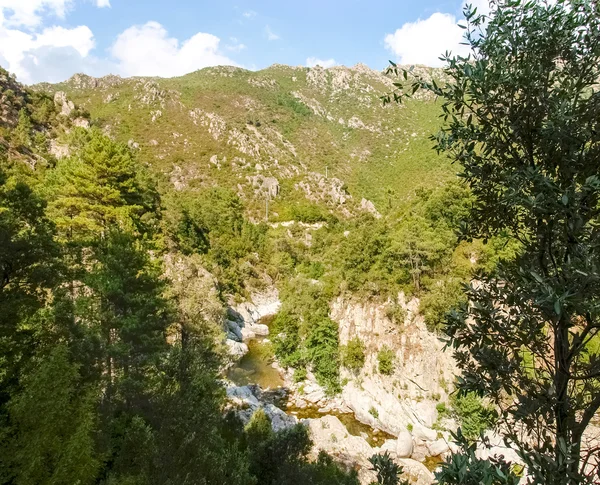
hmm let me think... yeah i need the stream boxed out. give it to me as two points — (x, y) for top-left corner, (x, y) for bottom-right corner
(226, 315), (395, 448)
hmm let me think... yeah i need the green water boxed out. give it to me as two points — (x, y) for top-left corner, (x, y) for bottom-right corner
(226, 315), (284, 389)
(226, 338), (284, 388)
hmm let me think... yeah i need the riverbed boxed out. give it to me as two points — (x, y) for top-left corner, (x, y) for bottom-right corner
(226, 319), (395, 448)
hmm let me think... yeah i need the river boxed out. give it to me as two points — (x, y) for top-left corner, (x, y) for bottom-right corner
(226, 316), (395, 448)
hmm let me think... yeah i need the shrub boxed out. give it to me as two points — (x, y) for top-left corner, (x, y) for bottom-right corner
(368, 452), (409, 485)
(451, 393), (497, 440)
(341, 337), (365, 372)
(369, 406), (379, 419)
(377, 346), (395, 375)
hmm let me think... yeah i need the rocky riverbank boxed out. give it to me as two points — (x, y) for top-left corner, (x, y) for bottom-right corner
(222, 289), (533, 484)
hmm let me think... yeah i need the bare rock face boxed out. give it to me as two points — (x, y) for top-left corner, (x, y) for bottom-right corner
(247, 174), (280, 198)
(73, 117), (90, 128)
(226, 339), (249, 359)
(54, 91), (74, 117)
(228, 288), (281, 343)
(50, 139), (70, 159)
(360, 198), (382, 219)
(308, 415), (434, 485)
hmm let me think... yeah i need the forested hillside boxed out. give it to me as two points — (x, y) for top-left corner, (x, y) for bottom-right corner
(0, 65), (368, 484)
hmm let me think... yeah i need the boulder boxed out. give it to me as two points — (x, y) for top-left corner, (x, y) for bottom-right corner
(379, 439), (397, 455)
(54, 91), (74, 116)
(397, 458), (435, 485)
(227, 320), (243, 342)
(252, 323), (270, 336)
(396, 430), (414, 458)
(427, 439), (450, 457)
(226, 339), (248, 359)
(412, 423), (438, 442)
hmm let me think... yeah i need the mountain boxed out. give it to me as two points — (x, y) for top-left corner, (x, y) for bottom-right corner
(36, 63), (451, 220)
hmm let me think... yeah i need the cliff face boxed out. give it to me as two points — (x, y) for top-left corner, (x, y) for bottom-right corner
(332, 294), (457, 435)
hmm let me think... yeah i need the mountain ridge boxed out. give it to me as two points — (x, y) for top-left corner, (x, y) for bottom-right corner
(34, 63), (451, 221)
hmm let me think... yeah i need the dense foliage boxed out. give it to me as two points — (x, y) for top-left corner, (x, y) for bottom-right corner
(0, 96), (357, 484)
(388, 0), (600, 482)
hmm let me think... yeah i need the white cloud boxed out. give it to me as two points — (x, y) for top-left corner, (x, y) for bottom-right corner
(0, 0), (73, 28)
(0, 22), (97, 82)
(242, 10), (256, 18)
(95, 0), (110, 7)
(36, 25), (94, 56)
(306, 57), (336, 68)
(110, 21), (238, 77)
(384, 12), (469, 67)
(265, 25), (279, 41)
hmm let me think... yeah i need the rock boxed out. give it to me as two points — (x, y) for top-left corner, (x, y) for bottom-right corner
(308, 415), (374, 463)
(226, 320), (243, 342)
(252, 323), (270, 336)
(396, 430), (414, 458)
(241, 326), (256, 340)
(380, 439), (397, 455)
(49, 140), (70, 159)
(73, 117), (90, 128)
(265, 403), (297, 431)
(427, 438), (450, 457)
(247, 174), (280, 198)
(226, 339), (248, 359)
(54, 91), (74, 116)
(227, 384), (260, 407)
(226, 385), (297, 432)
(360, 198), (382, 219)
(397, 458), (435, 485)
(412, 424), (438, 442)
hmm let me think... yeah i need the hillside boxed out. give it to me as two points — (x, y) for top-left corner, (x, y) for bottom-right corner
(37, 64), (451, 220)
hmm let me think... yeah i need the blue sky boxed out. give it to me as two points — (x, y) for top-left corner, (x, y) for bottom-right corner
(0, 0), (487, 83)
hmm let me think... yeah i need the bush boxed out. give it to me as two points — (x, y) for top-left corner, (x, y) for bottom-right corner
(341, 337), (365, 372)
(451, 393), (497, 440)
(368, 452), (409, 485)
(377, 346), (395, 375)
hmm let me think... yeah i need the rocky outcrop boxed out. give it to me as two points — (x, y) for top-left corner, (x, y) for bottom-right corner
(226, 288), (281, 357)
(54, 91), (75, 117)
(307, 415), (435, 485)
(330, 294), (457, 437)
(226, 383), (297, 431)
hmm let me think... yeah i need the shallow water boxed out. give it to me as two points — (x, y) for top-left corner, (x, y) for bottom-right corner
(226, 315), (284, 389)
(226, 314), (396, 449)
(226, 338), (284, 388)
(287, 404), (395, 448)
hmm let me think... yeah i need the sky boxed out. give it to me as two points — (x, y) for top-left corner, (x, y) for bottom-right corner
(0, 0), (490, 84)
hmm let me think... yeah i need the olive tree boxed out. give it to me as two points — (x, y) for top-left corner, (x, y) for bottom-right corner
(385, 0), (600, 483)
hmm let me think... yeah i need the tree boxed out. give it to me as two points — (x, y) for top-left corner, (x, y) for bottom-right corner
(84, 228), (169, 407)
(2, 345), (99, 485)
(46, 128), (154, 242)
(341, 337), (366, 372)
(0, 168), (57, 405)
(386, 0), (600, 482)
(12, 109), (32, 148)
